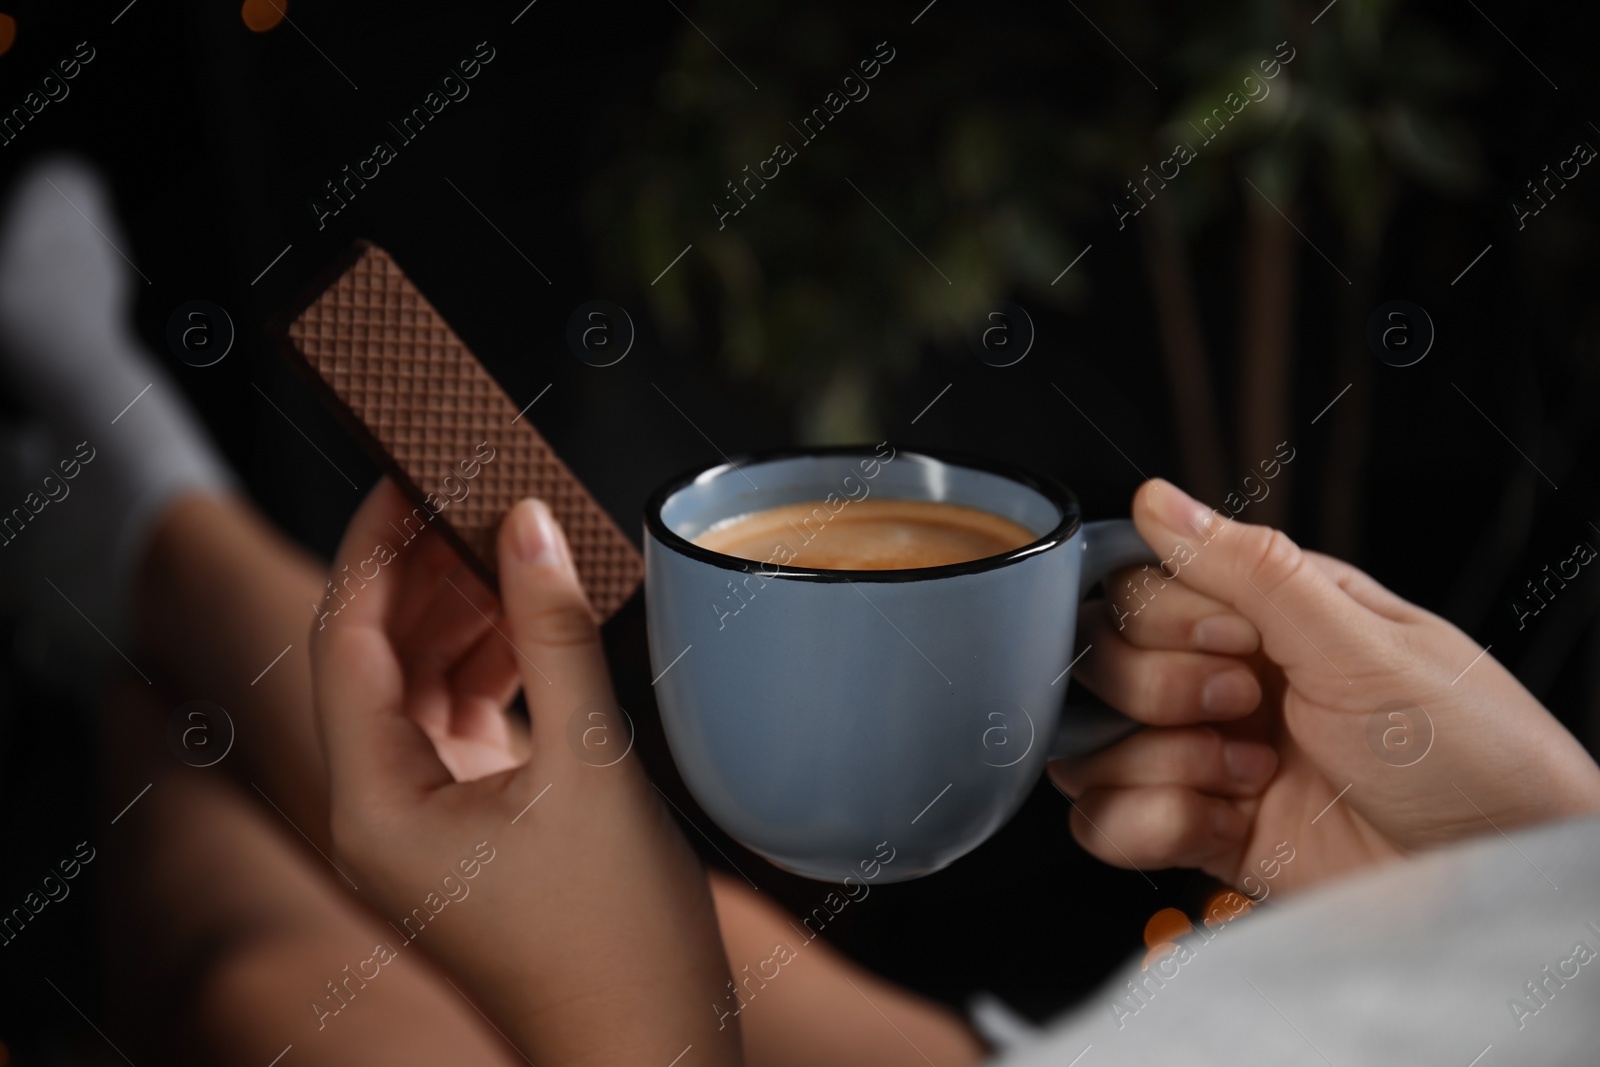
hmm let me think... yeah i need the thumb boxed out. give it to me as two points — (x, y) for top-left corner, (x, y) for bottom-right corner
(1131, 479), (1376, 686)
(496, 499), (617, 756)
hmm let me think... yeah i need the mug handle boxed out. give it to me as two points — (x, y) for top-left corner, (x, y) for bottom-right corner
(1047, 518), (1158, 760)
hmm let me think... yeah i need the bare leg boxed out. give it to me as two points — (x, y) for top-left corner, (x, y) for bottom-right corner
(134, 492), (333, 850)
(710, 872), (987, 1067)
(101, 680), (522, 1066)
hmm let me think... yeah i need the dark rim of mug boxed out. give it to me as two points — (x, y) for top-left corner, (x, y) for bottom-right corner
(643, 445), (1082, 583)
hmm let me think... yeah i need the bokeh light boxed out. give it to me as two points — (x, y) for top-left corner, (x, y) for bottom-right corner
(1140, 906), (1194, 970)
(1202, 889), (1255, 925)
(240, 0), (286, 33)
(0, 14), (17, 58)
(1142, 906), (1193, 948)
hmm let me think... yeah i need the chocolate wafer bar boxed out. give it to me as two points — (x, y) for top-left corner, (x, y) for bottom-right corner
(271, 240), (642, 620)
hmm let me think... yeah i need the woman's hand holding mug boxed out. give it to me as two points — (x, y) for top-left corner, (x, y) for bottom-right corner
(1052, 478), (1600, 897)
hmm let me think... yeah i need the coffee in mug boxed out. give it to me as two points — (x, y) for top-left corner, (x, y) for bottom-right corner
(694, 499), (1036, 571)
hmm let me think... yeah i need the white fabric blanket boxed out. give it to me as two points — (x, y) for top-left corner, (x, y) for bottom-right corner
(991, 814), (1600, 1067)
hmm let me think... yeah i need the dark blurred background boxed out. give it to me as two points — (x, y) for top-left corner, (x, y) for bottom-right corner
(2, 0), (1599, 1059)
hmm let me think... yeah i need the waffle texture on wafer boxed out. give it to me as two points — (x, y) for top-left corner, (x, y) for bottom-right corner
(271, 240), (642, 620)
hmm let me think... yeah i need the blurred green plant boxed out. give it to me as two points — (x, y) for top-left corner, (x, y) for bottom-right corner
(584, 4), (1095, 442)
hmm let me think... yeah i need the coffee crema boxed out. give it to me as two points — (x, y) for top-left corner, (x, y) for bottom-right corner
(695, 498), (1037, 571)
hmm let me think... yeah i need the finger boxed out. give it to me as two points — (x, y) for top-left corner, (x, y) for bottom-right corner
(1066, 784), (1250, 870)
(1074, 609), (1262, 724)
(1132, 479), (1390, 682)
(388, 525), (473, 639)
(496, 499), (615, 758)
(1097, 567), (1260, 654)
(319, 481), (445, 633)
(448, 626), (524, 721)
(430, 630), (529, 781)
(396, 563), (499, 669)
(1049, 727), (1278, 799)
(312, 480), (453, 802)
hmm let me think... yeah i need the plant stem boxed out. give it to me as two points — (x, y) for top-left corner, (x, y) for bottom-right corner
(1140, 196), (1229, 506)
(1238, 194), (1297, 528)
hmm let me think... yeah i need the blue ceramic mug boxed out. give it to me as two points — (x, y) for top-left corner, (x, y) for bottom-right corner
(643, 446), (1153, 883)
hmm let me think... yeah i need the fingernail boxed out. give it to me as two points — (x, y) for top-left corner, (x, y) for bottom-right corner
(1223, 741), (1278, 788)
(513, 499), (571, 573)
(1149, 478), (1220, 540)
(1201, 669), (1259, 715)
(1193, 615), (1259, 655)
(1212, 804), (1248, 839)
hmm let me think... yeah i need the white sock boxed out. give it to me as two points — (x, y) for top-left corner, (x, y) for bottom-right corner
(0, 156), (234, 658)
